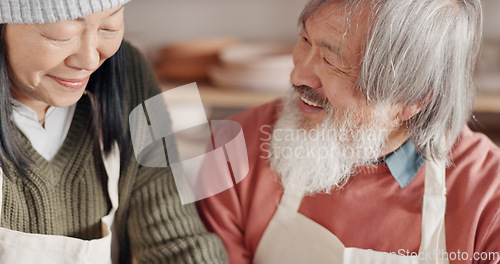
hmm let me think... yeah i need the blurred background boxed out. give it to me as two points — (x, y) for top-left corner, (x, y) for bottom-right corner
(123, 0), (500, 146)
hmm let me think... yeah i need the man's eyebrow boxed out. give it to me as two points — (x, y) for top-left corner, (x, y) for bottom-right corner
(318, 41), (342, 58)
(76, 6), (124, 21)
(300, 21), (309, 36)
(301, 21), (343, 58)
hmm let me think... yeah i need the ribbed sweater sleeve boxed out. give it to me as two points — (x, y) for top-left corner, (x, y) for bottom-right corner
(116, 42), (227, 264)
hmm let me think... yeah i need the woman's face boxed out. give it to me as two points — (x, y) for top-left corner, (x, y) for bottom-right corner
(4, 5), (125, 113)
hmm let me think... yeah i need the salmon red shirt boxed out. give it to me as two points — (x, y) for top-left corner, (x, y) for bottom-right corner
(197, 100), (500, 264)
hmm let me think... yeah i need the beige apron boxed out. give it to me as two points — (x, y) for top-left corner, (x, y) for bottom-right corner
(254, 159), (449, 264)
(0, 143), (121, 263)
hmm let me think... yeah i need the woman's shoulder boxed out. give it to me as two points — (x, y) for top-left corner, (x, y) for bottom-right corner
(122, 41), (148, 68)
(122, 41), (155, 83)
(121, 41), (161, 111)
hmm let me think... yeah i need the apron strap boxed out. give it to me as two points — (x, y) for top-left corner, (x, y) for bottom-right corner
(280, 188), (305, 213)
(424, 158), (446, 196)
(101, 142), (121, 212)
(100, 142), (121, 264)
(0, 168), (3, 222)
(419, 158), (448, 258)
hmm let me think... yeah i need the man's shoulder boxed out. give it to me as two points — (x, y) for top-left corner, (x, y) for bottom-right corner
(447, 127), (500, 252)
(451, 126), (500, 168)
(448, 126), (500, 198)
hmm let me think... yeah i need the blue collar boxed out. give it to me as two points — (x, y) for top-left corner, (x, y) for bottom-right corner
(383, 140), (425, 188)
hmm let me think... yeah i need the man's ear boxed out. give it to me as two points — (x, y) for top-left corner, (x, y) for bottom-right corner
(397, 102), (425, 122)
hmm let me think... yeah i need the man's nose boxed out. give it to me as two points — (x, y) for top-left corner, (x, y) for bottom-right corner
(290, 47), (322, 89)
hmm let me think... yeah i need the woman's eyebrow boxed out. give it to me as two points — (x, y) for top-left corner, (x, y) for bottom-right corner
(108, 6), (125, 17)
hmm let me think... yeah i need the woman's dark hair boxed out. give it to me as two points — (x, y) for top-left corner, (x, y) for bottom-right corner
(0, 24), (129, 178)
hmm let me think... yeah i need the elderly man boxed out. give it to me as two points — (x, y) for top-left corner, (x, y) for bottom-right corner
(197, 0), (500, 263)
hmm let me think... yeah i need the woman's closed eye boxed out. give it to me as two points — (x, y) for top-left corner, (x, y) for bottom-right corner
(41, 33), (75, 44)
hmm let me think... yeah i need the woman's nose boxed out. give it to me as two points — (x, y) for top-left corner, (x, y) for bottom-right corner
(65, 34), (101, 72)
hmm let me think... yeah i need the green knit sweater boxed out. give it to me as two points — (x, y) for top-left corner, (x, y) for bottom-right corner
(1, 42), (227, 263)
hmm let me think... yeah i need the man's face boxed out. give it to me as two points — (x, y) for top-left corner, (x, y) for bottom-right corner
(291, 2), (393, 128)
(270, 2), (406, 194)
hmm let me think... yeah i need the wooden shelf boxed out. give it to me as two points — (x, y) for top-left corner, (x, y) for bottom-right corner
(161, 82), (500, 113)
(160, 82), (286, 109)
(474, 92), (500, 113)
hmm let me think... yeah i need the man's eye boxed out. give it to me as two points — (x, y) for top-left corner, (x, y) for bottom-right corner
(301, 35), (312, 46)
(323, 57), (333, 66)
(54, 39), (72, 43)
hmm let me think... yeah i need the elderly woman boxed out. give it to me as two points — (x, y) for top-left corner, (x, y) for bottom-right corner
(0, 0), (226, 263)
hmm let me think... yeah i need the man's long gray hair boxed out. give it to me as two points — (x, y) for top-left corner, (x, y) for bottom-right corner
(299, 0), (482, 162)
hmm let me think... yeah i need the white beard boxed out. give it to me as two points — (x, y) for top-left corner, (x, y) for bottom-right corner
(269, 91), (394, 195)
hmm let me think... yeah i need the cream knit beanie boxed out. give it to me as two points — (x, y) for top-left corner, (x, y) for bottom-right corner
(0, 0), (131, 24)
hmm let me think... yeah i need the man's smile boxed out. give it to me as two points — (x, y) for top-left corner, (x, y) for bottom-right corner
(300, 95), (322, 108)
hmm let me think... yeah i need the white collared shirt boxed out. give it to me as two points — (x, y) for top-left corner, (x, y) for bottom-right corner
(12, 100), (76, 162)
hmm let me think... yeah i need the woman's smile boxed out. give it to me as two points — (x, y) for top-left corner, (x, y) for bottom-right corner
(47, 75), (91, 90)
